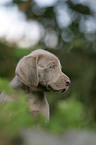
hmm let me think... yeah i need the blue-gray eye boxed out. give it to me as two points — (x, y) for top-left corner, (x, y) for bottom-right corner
(49, 65), (55, 69)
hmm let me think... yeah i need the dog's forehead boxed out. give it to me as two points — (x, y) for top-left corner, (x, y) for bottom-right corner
(30, 49), (56, 57)
(28, 49), (62, 68)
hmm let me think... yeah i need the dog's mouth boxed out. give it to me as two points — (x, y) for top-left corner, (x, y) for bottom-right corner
(47, 85), (54, 91)
(60, 88), (66, 93)
(47, 85), (66, 93)
(38, 83), (52, 91)
(38, 83), (67, 93)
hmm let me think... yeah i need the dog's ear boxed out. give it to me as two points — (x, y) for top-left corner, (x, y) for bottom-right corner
(15, 56), (38, 87)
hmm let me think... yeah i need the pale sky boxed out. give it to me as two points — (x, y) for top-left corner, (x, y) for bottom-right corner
(0, 3), (42, 48)
(34, 0), (57, 7)
(0, 0), (96, 48)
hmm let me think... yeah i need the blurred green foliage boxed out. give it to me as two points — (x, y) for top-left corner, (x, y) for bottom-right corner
(0, 41), (37, 79)
(0, 79), (46, 139)
(0, 42), (16, 78)
(0, 78), (96, 143)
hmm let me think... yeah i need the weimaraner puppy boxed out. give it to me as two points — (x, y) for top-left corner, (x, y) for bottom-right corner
(0, 49), (70, 120)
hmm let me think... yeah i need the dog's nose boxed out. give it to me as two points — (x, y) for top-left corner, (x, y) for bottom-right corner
(66, 79), (71, 86)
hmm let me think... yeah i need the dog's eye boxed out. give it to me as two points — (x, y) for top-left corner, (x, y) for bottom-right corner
(49, 65), (55, 70)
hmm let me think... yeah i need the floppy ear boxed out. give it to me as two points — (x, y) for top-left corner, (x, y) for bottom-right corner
(15, 56), (38, 87)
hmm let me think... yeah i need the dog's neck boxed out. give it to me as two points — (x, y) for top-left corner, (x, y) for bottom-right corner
(10, 75), (46, 100)
(10, 75), (42, 92)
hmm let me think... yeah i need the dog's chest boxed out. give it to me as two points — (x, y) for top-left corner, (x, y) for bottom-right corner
(28, 92), (49, 120)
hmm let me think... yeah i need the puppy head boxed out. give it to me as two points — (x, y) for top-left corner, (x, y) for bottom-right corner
(37, 50), (70, 92)
(15, 49), (70, 92)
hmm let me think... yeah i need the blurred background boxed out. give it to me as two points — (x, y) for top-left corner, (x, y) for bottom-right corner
(0, 0), (96, 144)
